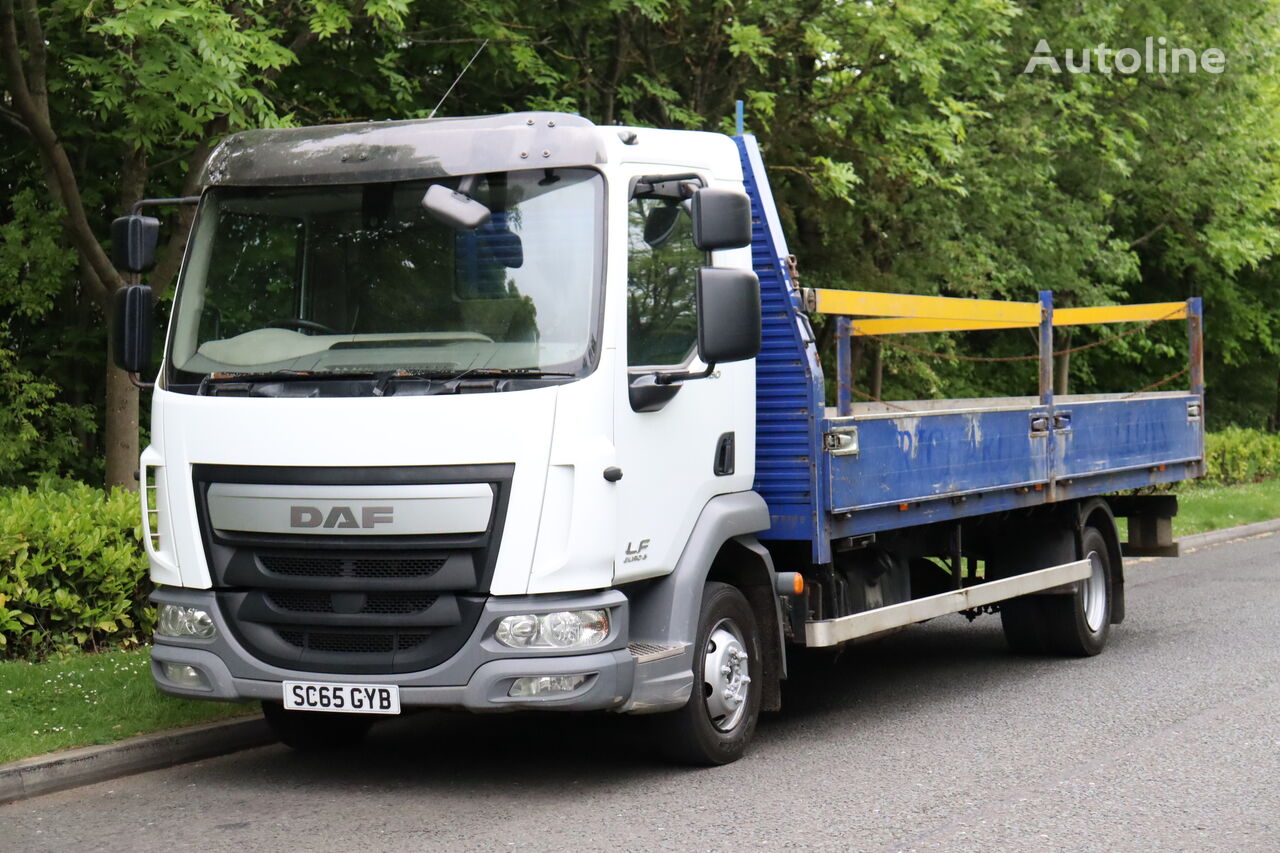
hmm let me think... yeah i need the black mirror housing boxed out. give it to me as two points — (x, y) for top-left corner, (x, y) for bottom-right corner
(112, 285), (153, 373)
(696, 267), (761, 364)
(691, 188), (752, 251)
(110, 214), (160, 273)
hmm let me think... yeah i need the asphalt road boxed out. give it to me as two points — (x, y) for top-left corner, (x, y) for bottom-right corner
(4, 534), (1277, 853)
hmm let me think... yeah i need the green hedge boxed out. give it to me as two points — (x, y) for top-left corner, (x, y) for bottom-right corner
(1202, 427), (1280, 486)
(0, 480), (151, 659)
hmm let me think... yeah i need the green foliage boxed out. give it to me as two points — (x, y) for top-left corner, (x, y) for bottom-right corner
(0, 346), (96, 488)
(0, 481), (152, 659)
(4, 0), (1280, 489)
(1201, 427), (1280, 486)
(0, 186), (98, 486)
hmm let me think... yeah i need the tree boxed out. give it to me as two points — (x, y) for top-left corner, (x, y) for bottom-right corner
(2, 0), (1279, 496)
(0, 0), (409, 489)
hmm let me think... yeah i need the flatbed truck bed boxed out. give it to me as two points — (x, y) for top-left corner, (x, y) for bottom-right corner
(735, 133), (1203, 647)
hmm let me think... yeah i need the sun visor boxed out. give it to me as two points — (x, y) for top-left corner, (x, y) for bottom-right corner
(198, 112), (605, 187)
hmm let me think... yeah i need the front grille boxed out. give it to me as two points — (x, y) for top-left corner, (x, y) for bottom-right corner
(193, 463), (513, 676)
(260, 554), (448, 580)
(267, 591), (438, 615)
(276, 630), (429, 654)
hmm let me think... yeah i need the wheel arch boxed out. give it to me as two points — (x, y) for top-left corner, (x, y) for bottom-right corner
(707, 536), (786, 712)
(624, 491), (784, 712)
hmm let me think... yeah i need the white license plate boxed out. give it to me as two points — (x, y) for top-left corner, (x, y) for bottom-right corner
(282, 681), (401, 715)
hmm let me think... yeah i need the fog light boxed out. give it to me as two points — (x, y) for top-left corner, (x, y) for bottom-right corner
(157, 604), (217, 639)
(508, 674), (589, 698)
(495, 609), (610, 650)
(161, 662), (209, 690)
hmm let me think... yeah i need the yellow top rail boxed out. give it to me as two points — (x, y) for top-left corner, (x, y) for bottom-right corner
(803, 288), (1188, 336)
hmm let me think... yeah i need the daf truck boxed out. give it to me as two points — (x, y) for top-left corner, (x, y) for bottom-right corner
(110, 112), (1204, 764)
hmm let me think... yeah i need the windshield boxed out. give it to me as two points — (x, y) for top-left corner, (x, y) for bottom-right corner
(167, 168), (603, 387)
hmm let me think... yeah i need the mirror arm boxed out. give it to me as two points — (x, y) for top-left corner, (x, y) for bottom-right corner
(130, 196), (201, 216)
(654, 362), (716, 386)
(127, 371), (155, 391)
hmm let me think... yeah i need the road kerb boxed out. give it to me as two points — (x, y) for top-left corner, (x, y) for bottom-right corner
(1176, 517), (1280, 552)
(0, 716), (274, 805)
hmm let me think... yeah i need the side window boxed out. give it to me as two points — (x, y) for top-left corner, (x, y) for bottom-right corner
(627, 197), (704, 366)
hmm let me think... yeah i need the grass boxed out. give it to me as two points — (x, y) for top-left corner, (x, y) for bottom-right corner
(1171, 477), (1280, 537)
(0, 647), (253, 765)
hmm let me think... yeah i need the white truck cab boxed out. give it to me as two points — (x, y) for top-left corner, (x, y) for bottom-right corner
(119, 113), (777, 764)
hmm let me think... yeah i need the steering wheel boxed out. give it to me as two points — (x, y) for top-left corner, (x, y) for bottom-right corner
(267, 318), (339, 335)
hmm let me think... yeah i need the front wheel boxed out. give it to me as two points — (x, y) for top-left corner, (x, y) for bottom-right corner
(262, 701), (375, 751)
(654, 582), (762, 766)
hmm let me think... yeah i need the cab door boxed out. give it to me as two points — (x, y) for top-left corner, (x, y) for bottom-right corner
(611, 178), (743, 585)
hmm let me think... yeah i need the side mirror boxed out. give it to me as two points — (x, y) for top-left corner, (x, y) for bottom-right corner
(691, 188), (752, 251)
(110, 215), (160, 273)
(112, 285), (153, 373)
(697, 268), (761, 364)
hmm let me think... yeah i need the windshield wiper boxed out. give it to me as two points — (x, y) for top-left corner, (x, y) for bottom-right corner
(450, 368), (578, 378)
(195, 367), (576, 397)
(197, 369), (380, 395)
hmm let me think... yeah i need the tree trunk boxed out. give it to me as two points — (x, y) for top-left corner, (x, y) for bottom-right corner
(869, 341), (883, 400)
(850, 336), (866, 395)
(103, 325), (139, 491)
(1272, 360), (1280, 433)
(1055, 329), (1072, 396)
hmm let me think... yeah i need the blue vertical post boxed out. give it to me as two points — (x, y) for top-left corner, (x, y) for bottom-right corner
(735, 99), (744, 136)
(1186, 297), (1204, 398)
(1187, 296), (1206, 475)
(836, 316), (853, 416)
(1039, 290), (1055, 500)
(1038, 290), (1054, 407)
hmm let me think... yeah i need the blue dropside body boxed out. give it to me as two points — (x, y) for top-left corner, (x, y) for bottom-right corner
(733, 136), (1205, 561)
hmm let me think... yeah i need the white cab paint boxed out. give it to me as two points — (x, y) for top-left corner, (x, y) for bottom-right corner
(606, 132), (757, 586)
(148, 121), (761, 600)
(150, 384), (557, 593)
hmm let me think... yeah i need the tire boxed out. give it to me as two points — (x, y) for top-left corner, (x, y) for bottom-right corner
(262, 701), (375, 751)
(655, 582), (762, 766)
(1001, 526), (1112, 657)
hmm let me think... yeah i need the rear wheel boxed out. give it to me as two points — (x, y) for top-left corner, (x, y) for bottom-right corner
(655, 582), (762, 766)
(1001, 526), (1112, 656)
(262, 701), (375, 751)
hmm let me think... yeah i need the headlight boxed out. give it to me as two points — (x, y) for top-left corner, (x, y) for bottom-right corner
(495, 609), (610, 650)
(156, 604), (217, 639)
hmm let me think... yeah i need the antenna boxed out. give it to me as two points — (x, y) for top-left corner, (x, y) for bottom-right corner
(428, 39), (490, 120)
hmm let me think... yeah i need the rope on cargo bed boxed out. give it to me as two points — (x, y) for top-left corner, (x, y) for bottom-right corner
(846, 367), (1189, 412)
(1121, 367), (1190, 398)
(846, 384), (912, 411)
(851, 306), (1185, 364)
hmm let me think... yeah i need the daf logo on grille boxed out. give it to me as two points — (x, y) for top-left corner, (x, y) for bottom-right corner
(290, 506), (394, 529)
